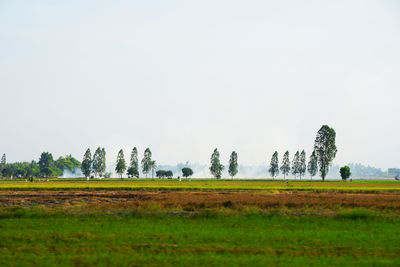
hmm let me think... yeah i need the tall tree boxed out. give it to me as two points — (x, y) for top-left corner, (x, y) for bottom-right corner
(100, 148), (106, 178)
(307, 150), (318, 180)
(92, 147), (102, 178)
(299, 150), (306, 179)
(115, 149), (126, 178)
(228, 151), (238, 179)
(291, 151), (300, 179)
(81, 149), (92, 180)
(38, 152), (54, 178)
(127, 147), (139, 178)
(210, 148), (224, 179)
(314, 125), (337, 181)
(0, 153), (6, 175)
(150, 160), (157, 179)
(141, 148), (152, 178)
(268, 151), (279, 179)
(280, 151), (290, 179)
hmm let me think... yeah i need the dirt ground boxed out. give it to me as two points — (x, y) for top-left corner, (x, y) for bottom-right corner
(0, 190), (399, 210)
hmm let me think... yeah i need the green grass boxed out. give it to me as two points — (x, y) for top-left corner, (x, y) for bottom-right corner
(0, 211), (399, 266)
(0, 179), (399, 192)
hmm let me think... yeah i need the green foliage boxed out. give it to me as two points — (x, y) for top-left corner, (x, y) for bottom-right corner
(156, 170), (173, 179)
(182, 167), (194, 178)
(81, 149), (92, 178)
(91, 147), (106, 178)
(100, 148), (106, 177)
(299, 150), (306, 179)
(115, 149), (126, 178)
(128, 147), (139, 178)
(307, 150), (318, 179)
(55, 155), (81, 173)
(0, 153), (6, 165)
(92, 148), (102, 177)
(210, 148), (224, 179)
(141, 148), (152, 178)
(291, 151), (300, 178)
(150, 160), (157, 179)
(268, 151), (279, 179)
(340, 166), (351, 181)
(38, 152), (59, 177)
(314, 125), (337, 181)
(280, 151), (290, 178)
(228, 151), (238, 179)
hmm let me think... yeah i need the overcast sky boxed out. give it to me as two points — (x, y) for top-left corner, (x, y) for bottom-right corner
(0, 1), (399, 169)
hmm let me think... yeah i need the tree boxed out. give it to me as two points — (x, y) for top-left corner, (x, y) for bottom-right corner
(127, 147), (139, 178)
(299, 150), (306, 179)
(291, 151), (300, 179)
(165, 170), (173, 179)
(99, 148), (106, 178)
(182, 167), (193, 179)
(2, 164), (13, 179)
(141, 148), (152, 178)
(150, 160), (157, 179)
(228, 151), (238, 179)
(314, 125), (338, 181)
(156, 170), (165, 179)
(115, 149), (126, 178)
(92, 147), (102, 178)
(307, 150), (318, 180)
(280, 151), (290, 179)
(1, 153), (6, 165)
(55, 155), (81, 176)
(0, 153), (5, 177)
(81, 149), (92, 180)
(39, 152), (55, 178)
(210, 148), (224, 179)
(268, 151), (279, 179)
(340, 166), (351, 181)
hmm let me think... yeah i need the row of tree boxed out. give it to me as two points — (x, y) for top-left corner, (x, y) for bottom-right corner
(267, 125), (337, 181)
(1, 125), (338, 181)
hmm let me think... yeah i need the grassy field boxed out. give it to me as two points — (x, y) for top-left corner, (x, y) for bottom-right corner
(0, 179), (399, 192)
(0, 180), (399, 266)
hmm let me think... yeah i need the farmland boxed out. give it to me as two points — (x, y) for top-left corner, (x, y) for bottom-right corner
(0, 179), (399, 266)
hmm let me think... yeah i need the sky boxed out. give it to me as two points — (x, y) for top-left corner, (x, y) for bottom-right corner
(0, 0), (399, 170)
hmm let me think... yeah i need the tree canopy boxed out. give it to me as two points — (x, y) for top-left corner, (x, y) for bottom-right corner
(314, 125), (337, 181)
(210, 148), (224, 179)
(141, 148), (152, 178)
(280, 151), (290, 179)
(340, 166), (351, 181)
(115, 149), (126, 178)
(228, 151), (238, 179)
(268, 151), (279, 179)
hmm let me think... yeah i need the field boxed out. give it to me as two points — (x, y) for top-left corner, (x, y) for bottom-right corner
(1, 179), (399, 266)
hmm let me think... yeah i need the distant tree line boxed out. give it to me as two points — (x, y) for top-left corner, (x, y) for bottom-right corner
(0, 125), (339, 182)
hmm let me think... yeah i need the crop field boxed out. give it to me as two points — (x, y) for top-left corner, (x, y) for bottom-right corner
(0, 179), (399, 266)
(0, 179), (399, 192)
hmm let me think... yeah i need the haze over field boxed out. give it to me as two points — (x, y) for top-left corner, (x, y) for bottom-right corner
(1, 1), (399, 169)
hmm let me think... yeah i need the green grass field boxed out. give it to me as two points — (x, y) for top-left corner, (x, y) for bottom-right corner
(0, 211), (399, 266)
(1, 179), (399, 192)
(0, 180), (399, 266)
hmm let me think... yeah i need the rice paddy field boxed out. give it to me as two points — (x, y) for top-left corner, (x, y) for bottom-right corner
(0, 179), (399, 266)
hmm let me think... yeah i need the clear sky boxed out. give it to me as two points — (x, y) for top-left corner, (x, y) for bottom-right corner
(0, 1), (399, 169)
